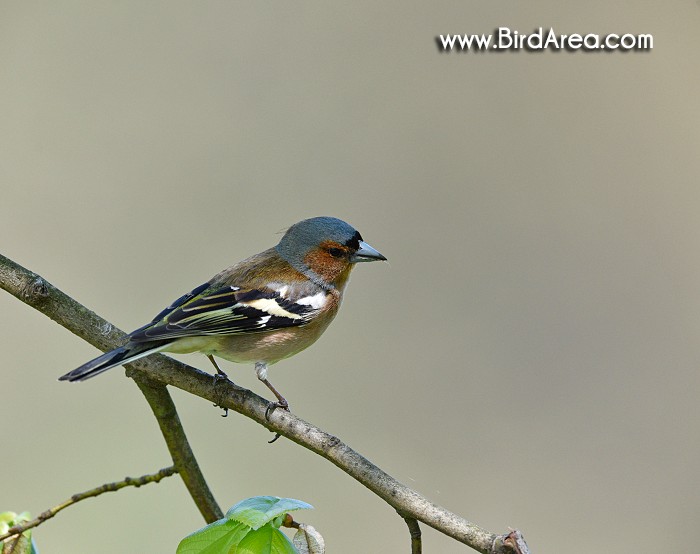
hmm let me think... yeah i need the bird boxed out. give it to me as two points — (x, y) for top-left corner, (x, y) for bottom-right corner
(59, 216), (386, 415)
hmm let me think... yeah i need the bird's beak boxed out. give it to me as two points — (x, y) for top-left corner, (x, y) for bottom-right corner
(350, 241), (387, 263)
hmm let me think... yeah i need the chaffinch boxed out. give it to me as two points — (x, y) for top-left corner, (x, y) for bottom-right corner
(59, 216), (386, 412)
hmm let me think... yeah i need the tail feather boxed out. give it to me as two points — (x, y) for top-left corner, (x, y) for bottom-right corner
(59, 342), (170, 382)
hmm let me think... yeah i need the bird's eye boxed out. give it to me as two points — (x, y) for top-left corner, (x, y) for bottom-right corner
(328, 248), (344, 258)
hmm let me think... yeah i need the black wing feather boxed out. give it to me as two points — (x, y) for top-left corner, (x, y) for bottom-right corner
(128, 285), (319, 343)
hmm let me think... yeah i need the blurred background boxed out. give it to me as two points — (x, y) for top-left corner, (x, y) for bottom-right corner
(2, 2), (699, 553)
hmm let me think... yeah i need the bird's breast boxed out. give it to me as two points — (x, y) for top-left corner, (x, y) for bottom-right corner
(211, 315), (337, 365)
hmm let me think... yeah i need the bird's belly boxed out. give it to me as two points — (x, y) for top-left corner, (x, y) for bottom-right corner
(163, 323), (331, 366)
(212, 327), (324, 365)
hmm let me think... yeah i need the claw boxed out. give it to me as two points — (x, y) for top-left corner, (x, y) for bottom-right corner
(212, 403), (229, 417)
(213, 371), (230, 385)
(265, 399), (289, 420)
(265, 399), (290, 444)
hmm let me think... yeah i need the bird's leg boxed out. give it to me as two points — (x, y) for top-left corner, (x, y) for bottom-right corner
(255, 362), (289, 414)
(255, 362), (290, 443)
(207, 354), (230, 381)
(208, 354), (231, 417)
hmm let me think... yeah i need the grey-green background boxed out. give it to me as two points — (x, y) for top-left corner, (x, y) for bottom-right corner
(2, 2), (699, 553)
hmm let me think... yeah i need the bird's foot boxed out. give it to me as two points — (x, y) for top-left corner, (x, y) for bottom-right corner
(208, 356), (233, 417)
(265, 398), (290, 444)
(265, 398), (290, 420)
(212, 369), (232, 385)
(208, 355), (232, 385)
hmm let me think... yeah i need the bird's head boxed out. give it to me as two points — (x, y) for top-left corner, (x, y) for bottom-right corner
(276, 216), (386, 288)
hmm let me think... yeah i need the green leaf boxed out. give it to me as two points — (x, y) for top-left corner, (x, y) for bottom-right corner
(0, 511), (31, 532)
(236, 524), (297, 554)
(177, 519), (250, 554)
(226, 497), (313, 530)
(0, 512), (34, 554)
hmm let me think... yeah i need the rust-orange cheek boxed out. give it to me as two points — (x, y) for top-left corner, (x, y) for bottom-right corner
(303, 246), (351, 284)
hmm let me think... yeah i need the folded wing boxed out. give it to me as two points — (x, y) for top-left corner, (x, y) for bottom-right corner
(128, 284), (324, 342)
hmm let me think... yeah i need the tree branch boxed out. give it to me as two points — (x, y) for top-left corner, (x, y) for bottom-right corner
(0, 253), (222, 524)
(0, 253), (530, 554)
(0, 466), (177, 543)
(130, 375), (223, 522)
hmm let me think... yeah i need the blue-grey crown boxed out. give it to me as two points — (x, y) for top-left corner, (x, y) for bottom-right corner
(276, 217), (362, 261)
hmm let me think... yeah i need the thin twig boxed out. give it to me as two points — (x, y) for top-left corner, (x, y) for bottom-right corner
(399, 512), (422, 554)
(0, 467), (177, 543)
(497, 530), (531, 554)
(0, 253), (529, 554)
